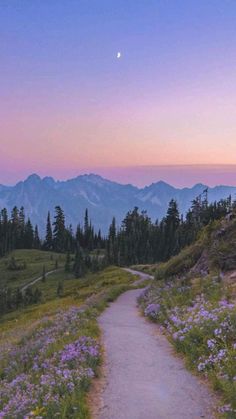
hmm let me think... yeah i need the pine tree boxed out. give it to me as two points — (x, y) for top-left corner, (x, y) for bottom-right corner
(73, 245), (85, 278)
(11, 206), (19, 249)
(45, 212), (53, 250)
(84, 209), (89, 248)
(97, 229), (102, 248)
(53, 206), (66, 252)
(33, 225), (41, 249)
(164, 199), (180, 259)
(19, 207), (25, 248)
(76, 224), (84, 247)
(107, 217), (117, 264)
(24, 219), (34, 248)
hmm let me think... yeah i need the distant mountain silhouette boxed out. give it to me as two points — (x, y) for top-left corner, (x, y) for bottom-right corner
(0, 174), (236, 235)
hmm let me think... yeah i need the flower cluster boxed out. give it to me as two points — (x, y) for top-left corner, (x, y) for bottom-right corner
(139, 280), (236, 417)
(0, 307), (100, 418)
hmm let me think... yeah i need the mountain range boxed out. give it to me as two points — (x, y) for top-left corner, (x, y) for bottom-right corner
(0, 173), (236, 235)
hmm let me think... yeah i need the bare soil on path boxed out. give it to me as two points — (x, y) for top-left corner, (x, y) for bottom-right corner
(94, 272), (217, 419)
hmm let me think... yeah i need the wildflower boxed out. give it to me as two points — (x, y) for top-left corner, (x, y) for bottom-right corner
(207, 339), (216, 350)
(144, 303), (161, 319)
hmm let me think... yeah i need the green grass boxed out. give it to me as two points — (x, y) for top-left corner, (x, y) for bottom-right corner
(132, 222), (219, 279)
(0, 263), (138, 418)
(0, 249), (66, 289)
(30, 264), (136, 302)
(0, 265), (137, 359)
(131, 241), (203, 279)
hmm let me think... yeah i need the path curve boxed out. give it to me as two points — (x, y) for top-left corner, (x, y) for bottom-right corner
(123, 267), (154, 285)
(96, 273), (216, 419)
(21, 269), (62, 292)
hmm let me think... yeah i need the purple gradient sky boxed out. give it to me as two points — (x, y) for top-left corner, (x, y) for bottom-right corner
(1, 1), (236, 187)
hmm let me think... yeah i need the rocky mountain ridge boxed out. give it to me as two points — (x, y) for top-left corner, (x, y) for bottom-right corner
(1, 173), (236, 235)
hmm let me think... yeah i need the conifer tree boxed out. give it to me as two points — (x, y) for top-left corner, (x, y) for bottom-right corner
(84, 208), (89, 248)
(53, 206), (66, 252)
(24, 219), (34, 248)
(73, 245), (85, 278)
(45, 211), (53, 250)
(33, 225), (41, 249)
(107, 217), (117, 264)
(164, 199), (180, 259)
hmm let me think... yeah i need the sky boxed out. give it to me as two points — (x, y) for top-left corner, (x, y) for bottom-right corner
(1, 0), (236, 186)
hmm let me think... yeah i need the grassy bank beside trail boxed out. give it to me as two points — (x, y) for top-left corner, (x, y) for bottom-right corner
(138, 274), (236, 418)
(132, 241), (204, 278)
(0, 266), (137, 418)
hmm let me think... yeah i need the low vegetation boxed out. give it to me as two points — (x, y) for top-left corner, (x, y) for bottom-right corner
(0, 249), (65, 289)
(136, 214), (236, 417)
(0, 249), (66, 316)
(1, 193), (236, 417)
(139, 274), (236, 417)
(0, 266), (137, 418)
(134, 214), (236, 280)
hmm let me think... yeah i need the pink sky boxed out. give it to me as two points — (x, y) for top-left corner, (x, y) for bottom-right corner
(1, 1), (236, 187)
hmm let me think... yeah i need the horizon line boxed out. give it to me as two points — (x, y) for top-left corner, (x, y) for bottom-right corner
(2, 170), (236, 191)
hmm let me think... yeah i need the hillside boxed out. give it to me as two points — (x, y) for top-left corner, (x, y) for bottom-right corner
(134, 210), (236, 282)
(136, 213), (236, 416)
(1, 173), (236, 234)
(0, 249), (65, 290)
(0, 259), (137, 418)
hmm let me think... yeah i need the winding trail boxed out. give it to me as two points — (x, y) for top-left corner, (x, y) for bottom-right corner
(123, 267), (154, 284)
(21, 268), (62, 292)
(95, 270), (216, 419)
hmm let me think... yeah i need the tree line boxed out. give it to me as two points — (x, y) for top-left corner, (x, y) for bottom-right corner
(106, 190), (234, 266)
(0, 191), (234, 315)
(0, 206), (105, 257)
(0, 190), (234, 272)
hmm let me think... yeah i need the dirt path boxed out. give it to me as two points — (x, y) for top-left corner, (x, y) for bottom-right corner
(95, 273), (216, 419)
(123, 268), (154, 284)
(21, 269), (61, 292)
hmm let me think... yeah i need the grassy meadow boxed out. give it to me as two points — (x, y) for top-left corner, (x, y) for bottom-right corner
(0, 249), (66, 290)
(0, 251), (138, 418)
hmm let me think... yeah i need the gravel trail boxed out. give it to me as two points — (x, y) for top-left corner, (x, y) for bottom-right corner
(96, 274), (216, 419)
(123, 268), (154, 284)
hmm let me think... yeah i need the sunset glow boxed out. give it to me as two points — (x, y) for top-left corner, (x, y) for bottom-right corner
(1, 1), (236, 185)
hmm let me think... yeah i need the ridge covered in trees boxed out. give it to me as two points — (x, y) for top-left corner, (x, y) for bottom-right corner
(0, 191), (234, 267)
(0, 206), (105, 257)
(106, 190), (234, 265)
(0, 190), (234, 316)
